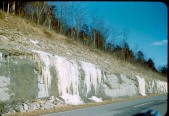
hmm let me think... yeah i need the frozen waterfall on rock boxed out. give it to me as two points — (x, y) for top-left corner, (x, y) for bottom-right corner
(80, 61), (102, 96)
(33, 50), (104, 105)
(156, 80), (168, 94)
(32, 50), (167, 105)
(136, 75), (146, 96)
(33, 50), (105, 104)
(33, 50), (52, 98)
(33, 50), (83, 105)
(54, 56), (83, 105)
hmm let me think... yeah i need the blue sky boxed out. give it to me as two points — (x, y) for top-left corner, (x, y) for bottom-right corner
(82, 1), (168, 68)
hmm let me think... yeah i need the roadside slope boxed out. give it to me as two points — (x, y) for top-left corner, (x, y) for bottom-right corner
(0, 10), (167, 115)
(0, 10), (166, 81)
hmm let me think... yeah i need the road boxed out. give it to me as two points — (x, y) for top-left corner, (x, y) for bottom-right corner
(42, 94), (167, 116)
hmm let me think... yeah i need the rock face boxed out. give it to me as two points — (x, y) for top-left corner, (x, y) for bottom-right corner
(0, 76), (10, 101)
(0, 50), (168, 114)
(0, 50), (39, 102)
(103, 74), (138, 98)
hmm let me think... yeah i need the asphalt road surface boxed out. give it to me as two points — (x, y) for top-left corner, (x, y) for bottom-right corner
(42, 94), (167, 116)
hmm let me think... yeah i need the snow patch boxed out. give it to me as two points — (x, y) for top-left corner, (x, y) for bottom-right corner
(136, 76), (146, 96)
(61, 94), (83, 105)
(88, 96), (102, 102)
(29, 39), (39, 45)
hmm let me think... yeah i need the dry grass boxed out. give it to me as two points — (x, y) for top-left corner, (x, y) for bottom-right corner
(7, 94), (165, 116)
(0, 10), (56, 40)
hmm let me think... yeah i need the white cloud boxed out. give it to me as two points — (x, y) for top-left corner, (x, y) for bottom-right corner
(151, 40), (168, 46)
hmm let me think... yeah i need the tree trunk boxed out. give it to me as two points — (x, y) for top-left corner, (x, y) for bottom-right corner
(93, 30), (96, 48)
(36, 2), (40, 25)
(48, 19), (51, 30)
(13, 1), (15, 15)
(7, 2), (10, 15)
(60, 4), (63, 33)
(71, 16), (74, 39)
(31, 10), (34, 22)
(3, 2), (4, 11)
(76, 15), (81, 40)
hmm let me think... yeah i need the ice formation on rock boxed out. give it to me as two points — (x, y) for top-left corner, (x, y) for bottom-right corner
(0, 52), (2, 66)
(148, 79), (156, 94)
(32, 50), (167, 105)
(156, 80), (168, 94)
(38, 74), (49, 98)
(136, 75), (146, 96)
(148, 79), (168, 94)
(81, 61), (102, 96)
(53, 56), (83, 105)
(33, 50), (83, 104)
(33, 50), (52, 97)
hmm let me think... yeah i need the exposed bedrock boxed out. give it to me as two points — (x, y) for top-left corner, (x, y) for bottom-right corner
(0, 50), (167, 114)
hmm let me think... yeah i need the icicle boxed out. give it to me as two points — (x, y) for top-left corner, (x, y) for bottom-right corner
(164, 82), (168, 93)
(156, 80), (168, 94)
(136, 76), (146, 96)
(53, 56), (83, 105)
(32, 51), (83, 104)
(81, 61), (102, 96)
(148, 79), (156, 94)
(38, 74), (49, 98)
(32, 50), (52, 97)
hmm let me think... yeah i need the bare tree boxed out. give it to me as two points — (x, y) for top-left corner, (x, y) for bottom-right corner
(12, 1), (15, 15)
(48, 8), (52, 30)
(65, 2), (78, 39)
(90, 12), (99, 48)
(7, 2), (9, 14)
(91, 14), (97, 48)
(74, 4), (88, 40)
(107, 28), (124, 51)
(36, 1), (45, 25)
(3, 1), (5, 11)
(29, 2), (36, 22)
(58, 2), (69, 34)
(90, 13), (107, 48)
(121, 28), (129, 60)
(97, 21), (112, 50)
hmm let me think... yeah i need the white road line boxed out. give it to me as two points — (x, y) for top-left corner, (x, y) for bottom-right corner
(134, 101), (153, 107)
